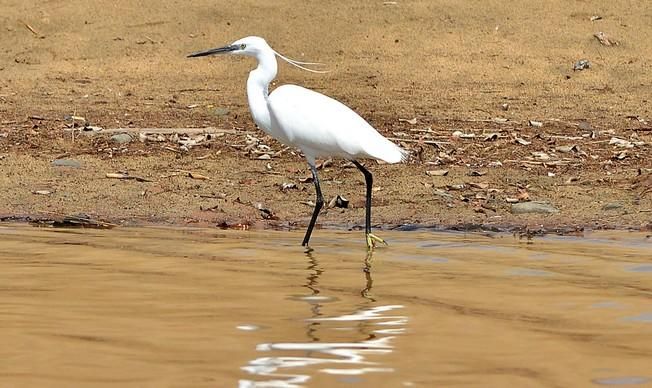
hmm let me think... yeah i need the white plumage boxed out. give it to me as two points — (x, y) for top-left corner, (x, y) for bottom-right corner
(268, 85), (407, 164)
(188, 36), (407, 249)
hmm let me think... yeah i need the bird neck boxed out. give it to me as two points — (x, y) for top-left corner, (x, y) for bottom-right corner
(246, 51), (277, 133)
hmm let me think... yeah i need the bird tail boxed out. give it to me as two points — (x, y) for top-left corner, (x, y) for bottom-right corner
(367, 137), (409, 164)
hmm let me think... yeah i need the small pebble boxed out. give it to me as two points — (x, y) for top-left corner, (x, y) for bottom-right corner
(51, 159), (81, 168)
(111, 133), (133, 144)
(511, 201), (560, 214)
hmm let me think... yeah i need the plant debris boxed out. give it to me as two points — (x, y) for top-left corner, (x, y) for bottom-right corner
(328, 195), (349, 209)
(426, 169), (449, 176)
(594, 32), (619, 46)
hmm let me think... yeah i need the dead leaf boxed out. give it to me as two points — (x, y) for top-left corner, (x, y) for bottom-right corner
(614, 151), (628, 160)
(316, 159), (333, 170)
(32, 190), (52, 195)
(555, 145), (578, 153)
(426, 169), (449, 176)
(594, 31), (619, 46)
(106, 172), (151, 182)
(280, 182), (297, 191)
(609, 137), (635, 148)
(255, 203), (277, 220)
(452, 130), (475, 139)
(532, 151), (551, 161)
(484, 133), (499, 141)
(468, 182), (489, 190)
(399, 117), (418, 125)
(515, 137), (532, 146)
(328, 195), (349, 209)
(188, 172), (210, 180)
(528, 120), (543, 128)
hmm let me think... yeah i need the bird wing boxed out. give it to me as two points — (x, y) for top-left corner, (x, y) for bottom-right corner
(267, 85), (406, 163)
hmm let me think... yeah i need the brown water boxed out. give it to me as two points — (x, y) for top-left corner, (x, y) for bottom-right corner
(1, 225), (651, 387)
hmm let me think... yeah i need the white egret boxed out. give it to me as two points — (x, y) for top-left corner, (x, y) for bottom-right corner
(188, 36), (407, 249)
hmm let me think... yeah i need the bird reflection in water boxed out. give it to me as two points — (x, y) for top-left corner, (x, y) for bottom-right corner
(239, 250), (407, 387)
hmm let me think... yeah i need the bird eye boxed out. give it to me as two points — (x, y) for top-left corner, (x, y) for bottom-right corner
(240, 44), (246, 50)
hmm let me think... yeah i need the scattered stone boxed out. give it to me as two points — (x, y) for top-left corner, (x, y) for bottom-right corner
(214, 107), (230, 116)
(433, 189), (454, 200)
(511, 201), (560, 214)
(52, 159), (81, 168)
(110, 133), (132, 144)
(573, 59), (591, 71)
(602, 202), (624, 211)
(578, 121), (593, 131)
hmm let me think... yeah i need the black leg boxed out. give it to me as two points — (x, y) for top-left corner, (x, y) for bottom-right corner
(352, 160), (373, 235)
(302, 163), (324, 247)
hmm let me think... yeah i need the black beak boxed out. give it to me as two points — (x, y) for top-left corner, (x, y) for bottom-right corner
(187, 44), (239, 58)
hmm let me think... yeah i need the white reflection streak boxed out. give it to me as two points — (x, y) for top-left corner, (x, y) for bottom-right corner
(308, 305), (404, 322)
(239, 305), (406, 387)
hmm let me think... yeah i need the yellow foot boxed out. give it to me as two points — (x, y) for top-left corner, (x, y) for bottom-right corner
(366, 232), (388, 250)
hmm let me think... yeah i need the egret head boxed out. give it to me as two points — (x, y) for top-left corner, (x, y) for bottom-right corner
(187, 36), (270, 58)
(187, 36), (328, 73)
